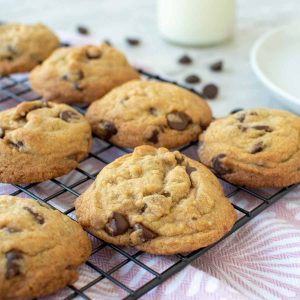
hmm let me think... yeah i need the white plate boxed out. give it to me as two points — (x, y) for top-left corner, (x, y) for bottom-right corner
(251, 23), (300, 113)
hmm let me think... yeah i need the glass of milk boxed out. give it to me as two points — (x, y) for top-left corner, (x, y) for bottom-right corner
(158, 0), (235, 46)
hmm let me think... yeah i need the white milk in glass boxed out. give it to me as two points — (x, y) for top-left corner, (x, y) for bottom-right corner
(158, 0), (235, 46)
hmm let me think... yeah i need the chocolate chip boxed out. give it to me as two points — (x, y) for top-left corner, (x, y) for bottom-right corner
(60, 110), (80, 122)
(249, 111), (258, 116)
(147, 129), (159, 144)
(60, 42), (70, 47)
(133, 224), (157, 242)
(237, 124), (247, 132)
(252, 125), (272, 132)
(23, 207), (44, 224)
(161, 191), (170, 197)
(236, 113), (246, 123)
(77, 25), (89, 35)
(104, 212), (129, 236)
(126, 37), (140, 46)
(210, 61), (223, 72)
(250, 141), (265, 154)
(103, 39), (112, 46)
(176, 156), (184, 165)
(230, 108), (243, 114)
(202, 84), (218, 99)
(86, 48), (102, 59)
(185, 74), (201, 84)
(178, 55), (192, 65)
(186, 166), (197, 175)
(141, 204), (148, 213)
(167, 111), (191, 131)
(5, 250), (23, 279)
(212, 154), (231, 175)
(98, 120), (118, 140)
(10, 140), (24, 149)
(149, 107), (157, 116)
(0, 127), (4, 138)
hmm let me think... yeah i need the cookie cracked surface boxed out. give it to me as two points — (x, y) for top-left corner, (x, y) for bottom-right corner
(0, 23), (59, 75)
(198, 108), (300, 188)
(0, 100), (92, 184)
(85, 80), (212, 149)
(0, 196), (91, 300)
(29, 43), (140, 104)
(75, 145), (236, 255)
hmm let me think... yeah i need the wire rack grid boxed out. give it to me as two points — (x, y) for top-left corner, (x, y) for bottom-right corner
(0, 69), (298, 300)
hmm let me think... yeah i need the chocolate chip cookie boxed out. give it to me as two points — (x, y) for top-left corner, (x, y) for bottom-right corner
(0, 196), (91, 300)
(0, 23), (59, 75)
(85, 80), (212, 149)
(0, 100), (92, 184)
(198, 108), (300, 188)
(29, 43), (140, 104)
(75, 145), (236, 255)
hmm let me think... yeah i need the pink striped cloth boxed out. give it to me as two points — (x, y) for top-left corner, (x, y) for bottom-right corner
(1, 32), (300, 300)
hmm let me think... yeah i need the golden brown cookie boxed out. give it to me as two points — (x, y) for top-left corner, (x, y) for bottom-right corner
(0, 23), (59, 75)
(0, 196), (91, 300)
(75, 145), (236, 255)
(29, 43), (140, 104)
(198, 108), (300, 188)
(85, 80), (212, 149)
(0, 100), (92, 184)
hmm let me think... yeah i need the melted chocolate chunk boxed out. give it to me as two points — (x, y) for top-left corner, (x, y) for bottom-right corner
(98, 120), (118, 140)
(210, 60), (223, 72)
(0, 127), (4, 138)
(250, 141), (265, 154)
(252, 125), (272, 132)
(104, 212), (129, 236)
(167, 111), (191, 131)
(178, 55), (192, 65)
(86, 48), (102, 59)
(212, 154), (231, 175)
(186, 166), (197, 175)
(5, 250), (23, 279)
(133, 224), (157, 242)
(9, 140), (24, 149)
(23, 207), (44, 224)
(147, 129), (159, 144)
(176, 156), (184, 165)
(59, 110), (80, 122)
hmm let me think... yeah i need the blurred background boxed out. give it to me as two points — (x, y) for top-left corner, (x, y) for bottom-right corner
(2, 0), (300, 117)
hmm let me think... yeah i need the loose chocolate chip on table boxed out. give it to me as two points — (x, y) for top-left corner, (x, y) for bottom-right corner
(185, 74), (201, 84)
(250, 141), (265, 154)
(0, 127), (4, 138)
(167, 111), (191, 131)
(98, 120), (118, 140)
(252, 125), (272, 132)
(133, 224), (157, 242)
(230, 108), (244, 114)
(60, 42), (70, 47)
(86, 48), (102, 59)
(212, 154), (231, 175)
(23, 207), (44, 224)
(5, 250), (23, 279)
(105, 212), (129, 236)
(202, 84), (218, 99)
(126, 38), (140, 46)
(60, 110), (80, 122)
(147, 129), (159, 144)
(178, 55), (192, 65)
(77, 25), (89, 35)
(210, 60), (223, 72)
(186, 165), (197, 175)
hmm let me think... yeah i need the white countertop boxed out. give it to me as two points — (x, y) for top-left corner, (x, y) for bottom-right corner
(3, 0), (300, 117)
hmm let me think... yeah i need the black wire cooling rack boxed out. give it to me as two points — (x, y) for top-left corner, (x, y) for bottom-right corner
(0, 69), (298, 300)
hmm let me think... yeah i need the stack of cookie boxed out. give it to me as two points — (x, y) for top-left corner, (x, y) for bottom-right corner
(1, 22), (299, 299)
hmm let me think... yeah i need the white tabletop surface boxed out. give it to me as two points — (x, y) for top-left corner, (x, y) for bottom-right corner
(3, 0), (300, 117)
